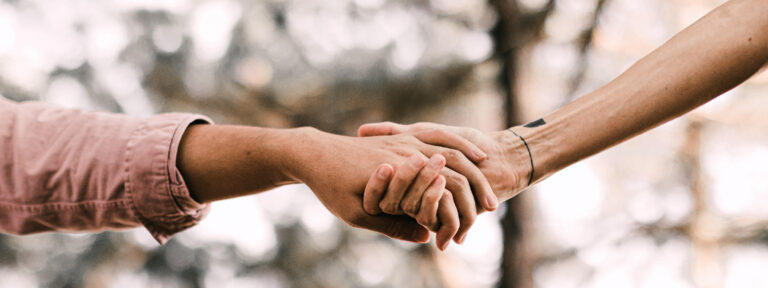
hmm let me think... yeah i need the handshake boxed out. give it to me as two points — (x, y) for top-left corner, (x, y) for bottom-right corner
(300, 121), (536, 251)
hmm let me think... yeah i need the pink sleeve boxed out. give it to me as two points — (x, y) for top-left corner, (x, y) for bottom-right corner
(0, 96), (211, 244)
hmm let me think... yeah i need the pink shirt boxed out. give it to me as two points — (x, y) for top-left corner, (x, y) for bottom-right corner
(0, 96), (210, 244)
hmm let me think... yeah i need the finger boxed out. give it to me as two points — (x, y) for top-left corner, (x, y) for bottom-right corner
(401, 154), (446, 217)
(359, 122), (487, 163)
(441, 168), (477, 244)
(359, 121), (461, 136)
(426, 147), (497, 212)
(358, 122), (404, 137)
(363, 164), (394, 215)
(414, 129), (487, 162)
(435, 191), (460, 251)
(360, 122), (481, 143)
(350, 212), (430, 243)
(379, 154), (427, 215)
(416, 175), (446, 232)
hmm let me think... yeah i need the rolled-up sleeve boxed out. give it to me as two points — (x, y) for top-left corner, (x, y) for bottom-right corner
(0, 96), (211, 243)
(125, 113), (212, 243)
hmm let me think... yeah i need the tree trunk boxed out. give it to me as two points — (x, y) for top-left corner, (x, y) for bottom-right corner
(492, 0), (526, 287)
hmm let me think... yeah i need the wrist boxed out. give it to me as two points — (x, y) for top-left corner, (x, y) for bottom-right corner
(278, 126), (335, 184)
(509, 120), (563, 188)
(491, 129), (532, 200)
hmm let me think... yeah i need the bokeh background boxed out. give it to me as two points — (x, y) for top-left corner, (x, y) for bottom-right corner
(1, 0), (767, 287)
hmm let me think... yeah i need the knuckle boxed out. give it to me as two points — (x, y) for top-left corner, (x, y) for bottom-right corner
(424, 192), (440, 205)
(403, 203), (419, 215)
(443, 149), (461, 160)
(449, 174), (469, 188)
(379, 201), (399, 214)
(457, 175), (470, 187)
(427, 157), (445, 170)
(422, 215), (437, 230)
(416, 214), (430, 228)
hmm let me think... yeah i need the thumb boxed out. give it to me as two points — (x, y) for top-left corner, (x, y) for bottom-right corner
(358, 122), (403, 137)
(361, 213), (430, 243)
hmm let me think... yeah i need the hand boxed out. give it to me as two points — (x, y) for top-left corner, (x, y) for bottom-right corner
(290, 127), (495, 243)
(364, 151), (496, 249)
(358, 122), (532, 203)
(353, 127), (500, 249)
(364, 162), (460, 250)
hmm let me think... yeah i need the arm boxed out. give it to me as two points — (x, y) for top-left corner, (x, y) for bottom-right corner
(0, 96), (491, 244)
(360, 0), (768, 202)
(177, 125), (494, 244)
(519, 0), (768, 191)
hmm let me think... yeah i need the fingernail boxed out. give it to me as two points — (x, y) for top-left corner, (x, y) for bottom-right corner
(459, 233), (467, 244)
(377, 166), (391, 179)
(440, 241), (450, 251)
(410, 155), (425, 168)
(474, 149), (487, 161)
(485, 194), (498, 210)
(429, 155), (444, 166)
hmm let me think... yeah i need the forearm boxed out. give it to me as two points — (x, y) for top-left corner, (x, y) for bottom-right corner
(514, 0), (768, 183)
(178, 125), (311, 203)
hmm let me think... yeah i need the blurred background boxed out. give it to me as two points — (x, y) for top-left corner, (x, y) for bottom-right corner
(1, 0), (767, 287)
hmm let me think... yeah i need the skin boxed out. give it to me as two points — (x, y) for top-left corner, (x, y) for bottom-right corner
(361, 0), (768, 233)
(176, 125), (497, 249)
(177, 0), (766, 252)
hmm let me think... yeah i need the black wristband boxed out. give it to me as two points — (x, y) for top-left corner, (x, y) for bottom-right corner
(508, 129), (534, 186)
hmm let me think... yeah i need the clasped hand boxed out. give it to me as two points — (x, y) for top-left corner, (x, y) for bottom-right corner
(302, 122), (530, 251)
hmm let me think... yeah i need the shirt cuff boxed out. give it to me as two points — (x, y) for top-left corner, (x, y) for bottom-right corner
(124, 113), (213, 244)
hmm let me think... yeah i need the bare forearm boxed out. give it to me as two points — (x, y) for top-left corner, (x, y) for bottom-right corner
(513, 0), (768, 183)
(177, 125), (311, 203)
